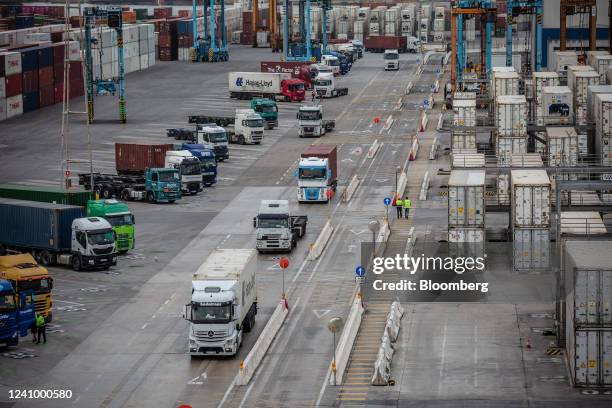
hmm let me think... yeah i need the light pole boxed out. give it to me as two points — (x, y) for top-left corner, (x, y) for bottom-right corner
(327, 317), (344, 386)
(395, 165), (401, 195)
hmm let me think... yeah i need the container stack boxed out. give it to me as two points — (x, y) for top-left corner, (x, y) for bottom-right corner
(451, 94), (477, 152)
(591, 93), (612, 166)
(564, 241), (612, 388)
(496, 95), (527, 166)
(546, 127), (579, 202)
(432, 6), (445, 44)
(354, 7), (370, 42)
(158, 20), (178, 61)
(368, 6), (385, 36)
(448, 170), (486, 257)
(588, 53), (612, 85)
(177, 19), (194, 61)
(511, 169), (551, 271)
(531, 71), (560, 154)
(384, 6), (399, 37)
(400, 4), (415, 38)
(1, 51), (23, 120)
(568, 66), (600, 126)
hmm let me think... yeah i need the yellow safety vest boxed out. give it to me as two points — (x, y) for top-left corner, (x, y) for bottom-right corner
(404, 199), (411, 209)
(396, 199), (402, 206)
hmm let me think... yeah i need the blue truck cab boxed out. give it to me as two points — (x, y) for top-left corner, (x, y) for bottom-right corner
(327, 51), (351, 75)
(181, 144), (218, 186)
(0, 279), (35, 347)
(146, 168), (182, 203)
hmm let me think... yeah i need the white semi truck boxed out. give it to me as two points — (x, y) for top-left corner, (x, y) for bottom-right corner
(254, 200), (307, 253)
(164, 150), (202, 194)
(314, 72), (349, 98)
(384, 49), (400, 70)
(184, 249), (257, 357)
(297, 105), (335, 137)
(228, 72), (306, 102)
(189, 109), (265, 145)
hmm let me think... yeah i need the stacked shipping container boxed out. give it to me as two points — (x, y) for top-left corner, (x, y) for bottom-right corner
(448, 170), (486, 256)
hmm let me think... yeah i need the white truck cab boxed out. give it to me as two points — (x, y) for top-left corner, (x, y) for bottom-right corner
(384, 49), (400, 70)
(321, 55), (340, 75)
(254, 200), (307, 253)
(234, 109), (265, 144)
(184, 249), (257, 356)
(164, 150), (202, 194)
(407, 36), (421, 53)
(62, 217), (117, 270)
(297, 104), (335, 137)
(196, 123), (230, 161)
(314, 72), (335, 97)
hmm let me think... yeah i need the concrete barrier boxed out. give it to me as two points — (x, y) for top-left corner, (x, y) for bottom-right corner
(409, 137), (420, 161)
(443, 51), (451, 65)
(419, 111), (428, 132)
(436, 113), (444, 131)
(429, 137), (439, 160)
(330, 290), (364, 385)
(396, 171), (408, 196)
(374, 219), (391, 257)
(372, 301), (404, 386)
(433, 79), (439, 93)
(308, 219), (334, 260)
(405, 81), (413, 95)
(419, 171), (430, 201)
(343, 175), (360, 203)
(367, 139), (380, 159)
(236, 299), (289, 386)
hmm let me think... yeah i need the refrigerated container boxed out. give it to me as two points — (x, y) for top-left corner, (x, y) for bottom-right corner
(568, 68), (599, 125)
(589, 54), (612, 84)
(586, 85), (612, 122)
(448, 170), (485, 227)
(491, 70), (519, 100)
(510, 153), (544, 168)
(560, 212), (607, 237)
(433, 18), (444, 32)
(513, 228), (550, 271)
(511, 170), (551, 227)
(451, 132), (477, 151)
(552, 50), (578, 74)
(497, 137), (527, 167)
(567, 329), (612, 387)
(453, 99), (476, 127)
(448, 227), (484, 243)
(592, 93), (612, 165)
(546, 127), (578, 167)
(451, 153), (485, 169)
(541, 86), (573, 125)
(496, 95), (527, 137)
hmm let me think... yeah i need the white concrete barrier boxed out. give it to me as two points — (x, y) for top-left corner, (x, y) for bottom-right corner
(236, 299), (289, 386)
(443, 51), (451, 65)
(436, 113), (444, 131)
(419, 111), (428, 132)
(430, 136), (439, 160)
(367, 139), (380, 159)
(308, 219), (334, 260)
(419, 171), (430, 201)
(405, 81), (413, 94)
(371, 333), (395, 385)
(343, 175), (360, 203)
(396, 171), (408, 196)
(330, 291), (364, 385)
(409, 137), (420, 161)
(424, 51), (433, 65)
(374, 219), (391, 256)
(433, 79), (439, 93)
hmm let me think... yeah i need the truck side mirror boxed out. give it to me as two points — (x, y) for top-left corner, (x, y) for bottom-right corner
(131, 214), (135, 224)
(293, 170), (298, 178)
(242, 120), (247, 126)
(182, 304), (191, 320)
(296, 112), (299, 119)
(253, 217), (257, 228)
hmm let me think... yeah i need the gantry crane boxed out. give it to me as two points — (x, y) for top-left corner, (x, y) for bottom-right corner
(450, 1), (496, 86)
(505, 1), (542, 73)
(83, 6), (126, 123)
(560, 0), (597, 53)
(283, 0), (330, 62)
(192, 0), (228, 62)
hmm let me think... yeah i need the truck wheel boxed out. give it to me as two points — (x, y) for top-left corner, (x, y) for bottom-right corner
(239, 135), (245, 145)
(72, 256), (82, 271)
(0, 244), (6, 256)
(147, 192), (155, 203)
(168, 200), (175, 204)
(102, 186), (112, 199)
(121, 189), (131, 201)
(40, 251), (56, 266)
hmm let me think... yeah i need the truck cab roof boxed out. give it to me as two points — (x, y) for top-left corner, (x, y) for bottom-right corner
(299, 104), (323, 112)
(166, 150), (196, 159)
(197, 123), (225, 132)
(192, 281), (235, 303)
(182, 144), (215, 156)
(0, 253), (49, 280)
(72, 216), (113, 232)
(87, 199), (130, 216)
(259, 200), (289, 215)
(299, 157), (327, 168)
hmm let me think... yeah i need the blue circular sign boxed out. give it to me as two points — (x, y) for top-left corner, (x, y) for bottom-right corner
(383, 197), (391, 206)
(355, 266), (365, 277)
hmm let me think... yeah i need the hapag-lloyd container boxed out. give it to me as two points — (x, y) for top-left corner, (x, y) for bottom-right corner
(547, 127), (578, 167)
(564, 241), (612, 327)
(511, 169), (551, 227)
(513, 228), (550, 271)
(567, 329), (612, 387)
(496, 95), (527, 137)
(497, 137), (527, 167)
(453, 99), (476, 127)
(541, 86), (573, 125)
(448, 170), (485, 227)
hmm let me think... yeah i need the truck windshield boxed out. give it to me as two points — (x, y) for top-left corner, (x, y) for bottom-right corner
(181, 162), (202, 175)
(201, 158), (217, 169)
(106, 213), (134, 227)
(209, 132), (228, 142)
(289, 83), (304, 91)
(384, 53), (399, 60)
(246, 119), (264, 128)
(159, 171), (179, 182)
(258, 216), (289, 228)
(17, 278), (51, 295)
(0, 292), (16, 312)
(315, 79), (332, 86)
(299, 111), (321, 121)
(87, 229), (115, 245)
(259, 105), (277, 113)
(192, 302), (232, 324)
(299, 167), (326, 179)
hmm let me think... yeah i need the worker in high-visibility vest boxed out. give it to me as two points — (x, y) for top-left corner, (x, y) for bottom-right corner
(403, 196), (412, 218)
(394, 195), (403, 219)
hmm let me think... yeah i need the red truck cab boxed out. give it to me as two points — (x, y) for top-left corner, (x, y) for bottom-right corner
(281, 79), (306, 102)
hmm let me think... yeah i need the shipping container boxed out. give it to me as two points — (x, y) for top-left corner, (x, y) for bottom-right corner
(497, 137), (527, 167)
(586, 85), (612, 122)
(453, 99), (476, 127)
(541, 86), (573, 125)
(592, 93), (612, 165)
(451, 152), (485, 168)
(511, 170), (551, 227)
(560, 212), (607, 236)
(513, 228), (550, 271)
(589, 54), (612, 85)
(546, 127), (578, 167)
(6, 94), (22, 118)
(451, 132), (476, 151)
(0, 184), (92, 206)
(448, 170), (485, 227)
(0, 198), (84, 252)
(567, 329), (612, 387)
(115, 143), (173, 175)
(568, 66), (599, 123)
(300, 144), (337, 185)
(552, 50), (578, 74)
(363, 35), (407, 52)
(510, 153), (544, 168)
(448, 227), (484, 243)
(0, 52), (22, 76)
(496, 95), (527, 137)
(492, 71), (519, 99)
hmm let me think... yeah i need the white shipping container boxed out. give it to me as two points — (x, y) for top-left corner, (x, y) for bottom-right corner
(510, 153), (544, 168)
(541, 86), (573, 125)
(401, 21), (414, 35)
(451, 153), (485, 168)
(448, 228), (484, 243)
(608, 66), (612, 85)
(567, 329), (612, 387)
(564, 241), (612, 327)
(448, 170), (485, 227)
(384, 22), (398, 36)
(140, 54), (149, 70)
(433, 18), (444, 32)
(433, 32), (444, 43)
(451, 132), (477, 151)
(435, 7), (445, 20)
(0, 97), (6, 121)
(532, 72), (560, 105)
(148, 52), (155, 67)
(547, 127), (578, 166)
(561, 212), (607, 236)
(454, 92), (477, 100)
(513, 228), (550, 271)
(421, 4), (431, 19)
(587, 86), (612, 122)
(568, 67), (599, 104)
(1, 52), (22, 75)
(419, 18), (429, 31)
(453, 99), (476, 127)
(497, 174), (510, 205)
(6, 95), (22, 118)
(497, 137), (527, 167)
(492, 71), (520, 99)
(552, 50), (578, 73)
(369, 22), (380, 35)
(496, 95), (527, 137)
(589, 54), (612, 84)
(68, 41), (81, 62)
(511, 170), (551, 227)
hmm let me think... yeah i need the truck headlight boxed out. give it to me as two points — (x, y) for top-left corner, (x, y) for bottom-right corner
(190, 339), (196, 345)
(225, 339), (233, 346)
(88, 259), (94, 265)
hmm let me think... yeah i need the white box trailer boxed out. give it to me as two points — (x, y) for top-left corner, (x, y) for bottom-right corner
(546, 127), (578, 167)
(511, 169), (551, 227)
(448, 170), (485, 227)
(185, 249), (258, 356)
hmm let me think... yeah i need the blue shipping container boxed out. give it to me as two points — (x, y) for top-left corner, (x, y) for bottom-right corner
(177, 20), (193, 36)
(20, 48), (38, 72)
(22, 91), (39, 113)
(15, 15), (34, 29)
(0, 198), (84, 252)
(37, 45), (53, 68)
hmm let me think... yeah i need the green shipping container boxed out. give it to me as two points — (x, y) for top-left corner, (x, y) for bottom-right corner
(0, 184), (93, 207)
(133, 8), (149, 20)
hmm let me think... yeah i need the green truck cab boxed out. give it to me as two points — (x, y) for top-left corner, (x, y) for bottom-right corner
(250, 98), (278, 129)
(86, 199), (135, 253)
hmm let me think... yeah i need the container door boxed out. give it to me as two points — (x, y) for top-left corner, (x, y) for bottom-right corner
(532, 229), (549, 270)
(602, 271), (612, 325)
(514, 186), (529, 226)
(448, 186), (458, 225)
(586, 330), (599, 386)
(602, 331), (612, 385)
(513, 229), (527, 270)
(575, 330), (588, 385)
(574, 269), (590, 325)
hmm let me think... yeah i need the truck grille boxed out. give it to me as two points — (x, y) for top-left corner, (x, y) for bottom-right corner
(35, 299), (47, 313)
(93, 247), (114, 255)
(195, 329), (228, 342)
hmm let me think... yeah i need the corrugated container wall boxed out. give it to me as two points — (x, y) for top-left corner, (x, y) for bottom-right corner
(496, 95), (527, 137)
(0, 184), (92, 206)
(511, 170), (551, 227)
(448, 170), (485, 227)
(513, 228), (550, 271)
(114, 143), (173, 174)
(546, 127), (578, 167)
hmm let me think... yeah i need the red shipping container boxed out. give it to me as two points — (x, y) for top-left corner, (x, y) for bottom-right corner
(39, 85), (54, 107)
(54, 62), (64, 84)
(54, 83), (64, 104)
(158, 34), (173, 48)
(38, 66), (54, 87)
(69, 78), (84, 99)
(22, 70), (38, 93)
(364, 36), (407, 52)
(69, 61), (83, 82)
(115, 143), (173, 174)
(5, 74), (22, 97)
(52, 43), (65, 65)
